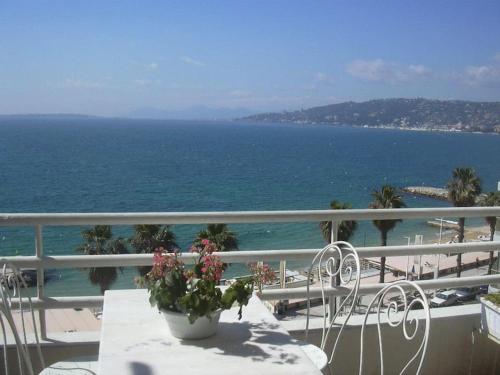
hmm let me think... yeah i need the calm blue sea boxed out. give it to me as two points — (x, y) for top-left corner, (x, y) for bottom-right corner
(1, 117), (499, 295)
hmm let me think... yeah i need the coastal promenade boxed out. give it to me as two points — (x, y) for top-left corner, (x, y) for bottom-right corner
(11, 307), (101, 334)
(368, 224), (495, 278)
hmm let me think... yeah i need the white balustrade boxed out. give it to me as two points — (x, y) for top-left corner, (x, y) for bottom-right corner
(0, 207), (499, 337)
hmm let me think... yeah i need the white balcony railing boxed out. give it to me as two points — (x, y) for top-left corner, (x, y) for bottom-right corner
(1, 207), (500, 337)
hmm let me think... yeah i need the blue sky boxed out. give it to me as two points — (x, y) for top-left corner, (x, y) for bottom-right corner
(1, 0), (499, 116)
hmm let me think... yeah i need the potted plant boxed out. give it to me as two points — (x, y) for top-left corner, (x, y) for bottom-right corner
(138, 239), (270, 339)
(480, 293), (500, 341)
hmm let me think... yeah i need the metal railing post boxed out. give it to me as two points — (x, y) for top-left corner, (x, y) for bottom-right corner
(35, 225), (47, 339)
(329, 221), (339, 321)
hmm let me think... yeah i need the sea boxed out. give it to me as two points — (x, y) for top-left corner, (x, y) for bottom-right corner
(1, 117), (499, 296)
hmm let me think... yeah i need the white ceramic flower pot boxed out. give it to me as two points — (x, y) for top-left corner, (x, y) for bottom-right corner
(480, 297), (500, 341)
(162, 309), (222, 340)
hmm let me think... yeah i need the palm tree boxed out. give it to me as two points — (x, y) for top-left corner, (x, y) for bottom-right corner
(479, 192), (500, 274)
(320, 200), (358, 243)
(76, 225), (129, 294)
(130, 225), (178, 276)
(195, 224), (238, 252)
(370, 185), (406, 283)
(447, 167), (482, 277)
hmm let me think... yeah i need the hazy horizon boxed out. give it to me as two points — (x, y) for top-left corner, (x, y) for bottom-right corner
(2, 96), (500, 120)
(1, 1), (499, 117)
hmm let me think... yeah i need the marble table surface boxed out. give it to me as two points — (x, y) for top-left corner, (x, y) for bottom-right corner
(98, 289), (321, 374)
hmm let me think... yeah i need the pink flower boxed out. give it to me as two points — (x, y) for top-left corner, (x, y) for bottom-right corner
(249, 262), (276, 287)
(150, 248), (184, 279)
(191, 239), (218, 256)
(200, 254), (224, 282)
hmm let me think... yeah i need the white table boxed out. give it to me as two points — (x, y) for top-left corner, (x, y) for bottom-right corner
(98, 289), (322, 374)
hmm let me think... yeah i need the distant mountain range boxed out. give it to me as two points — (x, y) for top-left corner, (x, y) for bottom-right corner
(240, 98), (500, 133)
(0, 113), (100, 120)
(0, 107), (258, 121)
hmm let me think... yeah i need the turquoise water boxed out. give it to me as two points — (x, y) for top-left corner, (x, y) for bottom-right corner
(1, 118), (499, 295)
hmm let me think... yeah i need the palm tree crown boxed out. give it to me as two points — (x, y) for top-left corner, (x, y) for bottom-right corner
(447, 167), (482, 277)
(370, 185), (406, 283)
(130, 224), (178, 276)
(130, 224), (178, 253)
(447, 167), (482, 207)
(478, 191), (500, 228)
(195, 224), (238, 252)
(76, 225), (128, 294)
(320, 200), (358, 243)
(370, 185), (407, 241)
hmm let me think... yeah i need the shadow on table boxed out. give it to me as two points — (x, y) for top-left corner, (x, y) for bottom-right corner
(129, 361), (154, 375)
(180, 319), (301, 365)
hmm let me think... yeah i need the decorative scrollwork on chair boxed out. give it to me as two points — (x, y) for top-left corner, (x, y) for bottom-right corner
(304, 241), (361, 369)
(0, 263), (97, 374)
(0, 263), (45, 375)
(359, 280), (430, 375)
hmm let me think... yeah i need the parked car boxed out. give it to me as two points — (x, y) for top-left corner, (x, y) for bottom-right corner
(388, 293), (424, 311)
(454, 287), (481, 302)
(430, 290), (458, 308)
(479, 285), (489, 295)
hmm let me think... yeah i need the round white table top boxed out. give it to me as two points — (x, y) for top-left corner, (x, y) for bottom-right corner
(297, 341), (328, 370)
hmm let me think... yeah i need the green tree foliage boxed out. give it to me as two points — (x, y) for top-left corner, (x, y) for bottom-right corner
(76, 225), (128, 294)
(479, 192), (500, 274)
(320, 200), (358, 243)
(195, 224), (238, 252)
(447, 167), (482, 277)
(130, 225), (178, 276)
(370, 185), (406, 283)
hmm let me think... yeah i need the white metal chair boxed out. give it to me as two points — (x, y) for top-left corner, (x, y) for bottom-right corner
(359, 280), (431, 375)
(302, 241), (361, 371)
(0, 263), (98, 375)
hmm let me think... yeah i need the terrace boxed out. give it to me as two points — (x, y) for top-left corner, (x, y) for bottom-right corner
(1, 206), (500, 374)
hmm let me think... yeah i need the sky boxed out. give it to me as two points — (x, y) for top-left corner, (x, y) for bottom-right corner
(0, 0), (500, 116)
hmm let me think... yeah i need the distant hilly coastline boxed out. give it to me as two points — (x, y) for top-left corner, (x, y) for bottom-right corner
(0, 107), (258, 122)
(0, 113), (101, 120)
(240, 98), (500, 134)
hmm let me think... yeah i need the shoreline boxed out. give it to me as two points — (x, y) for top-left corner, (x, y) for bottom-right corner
(238, 120), (500, 136)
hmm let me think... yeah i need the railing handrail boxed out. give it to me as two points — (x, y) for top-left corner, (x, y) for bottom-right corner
(260, 274), (500, 300)
(14, 274), (500, 310)
(1, 241), (499, 269)
(1, 206), (500, 226)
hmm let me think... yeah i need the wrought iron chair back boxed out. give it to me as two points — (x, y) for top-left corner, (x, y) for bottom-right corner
(0, 263), (45, 375)
(359, 280), (430, 375)
(305, 241), (361, 366)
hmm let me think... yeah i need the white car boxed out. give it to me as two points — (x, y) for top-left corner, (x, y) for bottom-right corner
(430, 290), (458, 308)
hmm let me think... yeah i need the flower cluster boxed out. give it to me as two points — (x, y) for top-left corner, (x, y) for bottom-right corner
(151, 247), (183, 279)
(200, 255), (224, 282)
(249, 262), (276, 292)
(139, 239), (275, 323)
(190, 238), (218, 255)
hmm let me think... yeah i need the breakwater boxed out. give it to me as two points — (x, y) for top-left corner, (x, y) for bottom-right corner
(402, 186), (448, 200)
